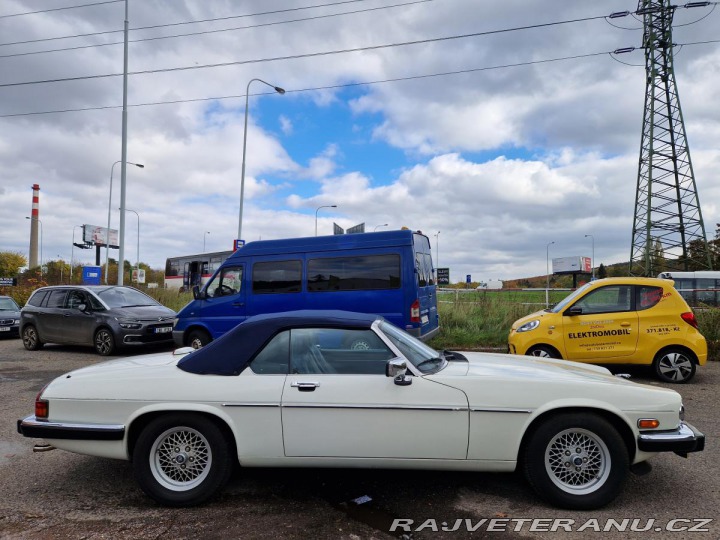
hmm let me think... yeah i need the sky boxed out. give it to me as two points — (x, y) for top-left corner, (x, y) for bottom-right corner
(0, 0), (719, 283)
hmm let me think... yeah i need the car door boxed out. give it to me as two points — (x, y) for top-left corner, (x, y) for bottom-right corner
(280, 327), (469, 459)
(61, 289), (97, 345)
(561, 284), (639, 361)
(38, 289), (69, 342)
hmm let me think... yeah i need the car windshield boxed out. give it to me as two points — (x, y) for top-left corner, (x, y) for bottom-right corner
(96, 287), (161, 308)
(550, 282), (593, 313)
(0, 297), (19, 310)
(378, 321), (445, 374)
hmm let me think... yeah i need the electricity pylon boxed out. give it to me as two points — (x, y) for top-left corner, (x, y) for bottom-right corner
(630, 0), (712, 276)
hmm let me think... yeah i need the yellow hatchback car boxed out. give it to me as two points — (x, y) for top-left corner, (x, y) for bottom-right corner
(508, 277), (707, 383)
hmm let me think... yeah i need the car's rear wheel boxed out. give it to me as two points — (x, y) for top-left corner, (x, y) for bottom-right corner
(522, 413), (628, 510)
(188, 329), (211, 349)
(526, 345), (559, 359)
(94, 328), (116, 356)
(22, 325), (43, 350)
(653, 348), (696, 383)
(133, 413), (234, 507)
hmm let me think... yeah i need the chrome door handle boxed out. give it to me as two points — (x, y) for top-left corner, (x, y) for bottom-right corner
(291, 381), (320, 392)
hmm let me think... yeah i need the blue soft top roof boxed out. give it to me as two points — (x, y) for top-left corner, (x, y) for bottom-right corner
(177, 310), (381, 376)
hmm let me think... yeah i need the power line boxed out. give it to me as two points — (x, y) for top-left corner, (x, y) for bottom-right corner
(0, 0), (376, 47)
(0, 50), (614, 118)
(0, 14), (610, 88)
(0, 0), (123, 19)
(0, 0), (433, 59)
(3, 37), (717, 119)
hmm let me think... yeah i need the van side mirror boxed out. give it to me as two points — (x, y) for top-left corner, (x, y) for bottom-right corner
(386, 358), (412, 386)
(565, 306), (583, 316)
(192, 285), (202, 300)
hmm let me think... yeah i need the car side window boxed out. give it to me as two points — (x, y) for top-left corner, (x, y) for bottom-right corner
(574, 285), (632, 314)
(46, 290), (68, 308)
(289, 328), (395, 375)
(249, 331), (290, 374)
(636, 286), (664, 311)
(65, 290), (87, 309)
(26, 290), (48, 307)
(206, 267), (243, 298)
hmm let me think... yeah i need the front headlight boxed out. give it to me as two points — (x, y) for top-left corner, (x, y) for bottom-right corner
(116, 317), (142, 329)
(516, 320), (540, 333)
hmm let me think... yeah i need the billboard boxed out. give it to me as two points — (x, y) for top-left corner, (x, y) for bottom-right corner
(83, 224), (118, 248)
(132, 269), (146, 284)
(346, 223), (365, 234)
(552, 256), (592, 275)
(82, 266), (102, 285)
(437, 268), (450, 285)
(333, 223), (345, 235)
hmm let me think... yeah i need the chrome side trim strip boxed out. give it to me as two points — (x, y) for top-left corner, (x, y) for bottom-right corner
(281, 404), (466, 411)
(222, 403), (281, 408)
(470, 407), (533, 414)
(17, 415), (125, 441)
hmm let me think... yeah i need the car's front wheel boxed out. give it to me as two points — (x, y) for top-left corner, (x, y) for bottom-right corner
(653, 348), (696, 383)
(133, 413), (234, 507)
(526, 345), (559, 359)
(522, 413), (629, 510)
(22, 325), (43, 351)
(94, 328), (116, 356)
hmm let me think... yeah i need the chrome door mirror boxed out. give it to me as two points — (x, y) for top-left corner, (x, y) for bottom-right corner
(386, 358), (412, 386)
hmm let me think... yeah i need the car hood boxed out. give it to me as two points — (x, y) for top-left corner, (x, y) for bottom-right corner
(0, 309), (20, 318)
(107, 305), (175, 320)
(431, 352), (680, 411)
(510, 309), (552, 331)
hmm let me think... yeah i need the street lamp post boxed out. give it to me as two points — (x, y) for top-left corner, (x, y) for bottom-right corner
(106, 160), (143, 284)
(238, 78), (285, 243)
(373, 224), (388, 232)
(546, 241), (555, 308)
(585, 234), (595, 279)
(125, 208), (140, 283)
(58, 255), (63, 284)
(203, 231), (210, 252)
(315, 205), (337, 236)
(25, 217), (43, 277)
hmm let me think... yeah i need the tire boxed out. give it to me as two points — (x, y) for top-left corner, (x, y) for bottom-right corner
(94, 328), (116, 356)
(22, 325), (43, 351)
(522, 413), (629, 510)
(526, 345), (559, 359)
(653, 348), (696, 383)
(188, 329), (211, 349)
(133, 413), (234, 507)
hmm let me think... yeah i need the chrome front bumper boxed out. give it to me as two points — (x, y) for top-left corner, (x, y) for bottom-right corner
(637, 422), (705, 456)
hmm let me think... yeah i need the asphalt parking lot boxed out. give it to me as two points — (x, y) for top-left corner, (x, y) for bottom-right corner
(0, 337), (718, 540)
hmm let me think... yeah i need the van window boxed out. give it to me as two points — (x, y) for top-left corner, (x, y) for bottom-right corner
(27, 290), (48, 307)
(307, 255), (401, 292)
(206, 267), (243, 298)
(252, 260), (302, 294)
(46, 290), (68, 308)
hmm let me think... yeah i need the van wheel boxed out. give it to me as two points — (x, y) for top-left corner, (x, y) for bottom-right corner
(523, 413), (628, 510)
(527, 345), (559, 359)
(22, 325), (44, 350)
(653, 348), (696, 383)
(188, 329), (211, 349)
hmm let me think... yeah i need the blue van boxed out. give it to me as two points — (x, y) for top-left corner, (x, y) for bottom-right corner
(172, 230), (439, 348)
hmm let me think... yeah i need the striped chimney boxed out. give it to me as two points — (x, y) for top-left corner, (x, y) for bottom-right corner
(29, 184), (40, 269)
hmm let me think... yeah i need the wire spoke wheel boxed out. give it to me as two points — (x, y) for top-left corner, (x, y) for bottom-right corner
(545, 428), (610, 495)
(150, 426), (212, 491)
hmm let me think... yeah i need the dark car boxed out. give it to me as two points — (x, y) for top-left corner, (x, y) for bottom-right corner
(0, 295), (21, 338)
(20, 286), (176, 355)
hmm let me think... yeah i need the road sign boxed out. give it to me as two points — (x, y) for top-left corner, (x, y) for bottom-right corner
(234, 239), (245, 250)
(437, 268), (450, 285)
(466, 274), (471, 283)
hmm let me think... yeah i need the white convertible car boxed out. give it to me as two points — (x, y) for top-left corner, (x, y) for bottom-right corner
(18, 311), (704, 509)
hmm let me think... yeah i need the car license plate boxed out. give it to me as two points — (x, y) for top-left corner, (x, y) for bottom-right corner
(155, 327), (172, 334)
(0, 327), (9, 332)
